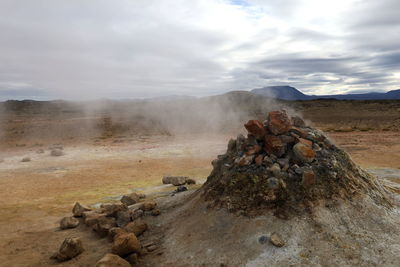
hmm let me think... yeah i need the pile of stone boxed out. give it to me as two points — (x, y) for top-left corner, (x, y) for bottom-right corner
(52, 193), (160, 265)
(202, 110), (390, 216)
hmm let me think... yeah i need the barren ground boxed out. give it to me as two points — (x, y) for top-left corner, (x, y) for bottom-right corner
(0, 130), (399, 266)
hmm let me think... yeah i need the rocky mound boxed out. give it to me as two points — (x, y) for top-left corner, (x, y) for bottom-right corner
(202, 110), (391, 216)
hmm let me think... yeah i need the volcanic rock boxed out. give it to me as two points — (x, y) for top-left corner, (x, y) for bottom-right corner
(266, 110), (292, 135)
(140, 201), (157, 211)
(101, 203), (128, 217)
(51, 237), (84, 261)
(302, 169), (316, 188)
(95, 253), (131, 267)
(108, 227), (127, 242)
(265, 135), (286, 157)
(112, 233), (141, 256)
(162, 176), (187, 186)
(186, 178), (196, 185)
(116, 210), (132, 227)
(244, 120), (266, 139)
(270, 233), (285, 247)
(60, 216), (79, 230)
(124, 219), (148, 236)
(151, 209), (161, 216)
(175, 185), (187, 193)
(120, 193), (140, 206)
(291, 115), (306, 127)
(293, 143), (316, 163)
(72, 202), (91, 217)
(92, 217), (117, 238)
(83, 212), (107, 227)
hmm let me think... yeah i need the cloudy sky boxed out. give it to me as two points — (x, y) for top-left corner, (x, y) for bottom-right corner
(0, 0), (399, 100)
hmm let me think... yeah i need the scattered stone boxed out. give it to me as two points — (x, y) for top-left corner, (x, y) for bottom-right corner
(265, 135), (286, 157)
(84, 212), (107, 227)
(291, 116), (306, 127)
(112, 233), (141, 256)
(120, 193), (140, 206)
(140, 201), (157, 211)
(270, 232), (285, 247)
(131, 209), (144, 220)
(175, 185), (187, 193)
(51, 237), (84, 261)
(255, 154), (264, 166)
(293, 143), (316, 163)
(302, 169), (316, 187)
(72, 202), (91, 217)
(269, 163), (281, 177)
(162, 176), (187, 186)
(186, 178), (196, 185)
(101, 203), (128, 217)
(50, 148), (64, 157)
(258, 235), (268, 244)
(60, 216), (80, 230)
(151, 209), (161, 216)
(116, 210), (132, 227)
(124, 219), (148, 236)
(21, 157), (31, 162)
(93, 217), (117, 238)
(95, 253), (131, 267)
(108, 227), (127, 242)
(36, 149), (45, 154)
(244, 120), (266, 139)
(267, 110), (292, 135)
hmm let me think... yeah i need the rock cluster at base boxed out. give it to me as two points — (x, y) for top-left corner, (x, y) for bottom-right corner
(202, 110), (390, 216)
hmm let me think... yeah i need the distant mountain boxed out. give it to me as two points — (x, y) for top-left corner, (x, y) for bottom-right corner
(251, 86), (400, 100)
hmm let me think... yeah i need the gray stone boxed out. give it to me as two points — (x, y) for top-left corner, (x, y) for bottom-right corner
(51, 237), (84, 261)
(162, 176), (187, 186)
(60, 216), (79, 230)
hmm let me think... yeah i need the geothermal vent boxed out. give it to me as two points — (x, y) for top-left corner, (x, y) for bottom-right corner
(202, 110), (390, 216)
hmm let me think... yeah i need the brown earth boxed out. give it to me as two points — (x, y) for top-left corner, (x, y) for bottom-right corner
(0, 98), (399, 266)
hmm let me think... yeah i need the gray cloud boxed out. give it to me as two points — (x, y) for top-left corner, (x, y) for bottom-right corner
(0, 0), (399, 100)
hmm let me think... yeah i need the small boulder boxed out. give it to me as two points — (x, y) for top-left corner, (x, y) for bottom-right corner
(186, 178), (196, 185)
(108, 227), (127, 242)
(131, 209), (144, 220)
(72, 202), (91, 217)
(124, 220), (148, 236)
(265, 135), (286, 157)
(293, 143), (316, 163)
(140, 201), (157, 211)
(60, 216), (79, 230)
(302, 169), (316, 187)
(83, 212), (107, 227)
(112, 233), (141, 256)
(267, 110), (292, 135)
(120, 193), (140, 206)
(50, 149), (64, 157)
(175, 185), (187, 193)
(162, 176), (187, 186)
(95, 253), (131, 267)
(101, 203), (128, 217)
(116, 210), (132, 227)
(51, 237), (84, 261)
(270, 232), (285, 247)
(21, 157), (31, 162)
(244, 120), (266, 139)
(93, 217), (117, 238)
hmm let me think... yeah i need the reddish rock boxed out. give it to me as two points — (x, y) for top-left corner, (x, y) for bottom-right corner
(255, 155), (264, 166)
(124, 220), (148, 236)
(245, 144), (262, 155)
(267, 110), (292, 135)
(302, 170), (316, 187)
(265, 135), (286, 157)
(298, 138), (313, 147)
(95, 253), (131, 267)
(244, 120), (266, 139)
(290, 127), (309, 138)
(112, 233), (141, 256)
(293, 143), (316, 163)
(140, 201), (157, 211)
